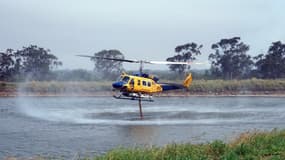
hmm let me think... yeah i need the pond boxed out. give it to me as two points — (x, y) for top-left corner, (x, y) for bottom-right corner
(1, 96), (285, 158)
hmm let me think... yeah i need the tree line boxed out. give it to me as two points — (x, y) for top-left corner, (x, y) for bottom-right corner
(0, 45), (62, 81)
(167, 37), (285, 80)
(1, 37), (285, 81)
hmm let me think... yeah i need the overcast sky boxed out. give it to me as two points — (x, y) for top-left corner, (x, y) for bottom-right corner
(0, 0), (284, 70)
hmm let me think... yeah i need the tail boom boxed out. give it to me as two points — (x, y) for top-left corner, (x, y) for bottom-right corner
(160, 73), (192, 91)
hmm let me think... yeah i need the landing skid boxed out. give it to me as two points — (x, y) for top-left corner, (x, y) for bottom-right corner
(112, 92), (154, 102)
(113, 95), (154, 102)
(113, 92), (154, 119)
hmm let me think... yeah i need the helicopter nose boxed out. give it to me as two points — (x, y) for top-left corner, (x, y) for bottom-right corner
(112, 81), (125, 89)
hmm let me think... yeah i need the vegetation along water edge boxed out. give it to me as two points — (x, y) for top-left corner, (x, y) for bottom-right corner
(4, 129), (285, 160)
(1, 79), (285, 96)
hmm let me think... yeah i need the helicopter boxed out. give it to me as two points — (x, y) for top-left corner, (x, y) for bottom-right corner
(77, 55), (195, 119)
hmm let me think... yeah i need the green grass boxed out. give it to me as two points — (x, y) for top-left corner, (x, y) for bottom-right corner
(17, 81), (111, 93)
(1, 79), (285, 95)
(189, 79), (285, 94)
(0, 81), (17, 89)
(85, 129), (285, 160)
(4, 130), (285, 160)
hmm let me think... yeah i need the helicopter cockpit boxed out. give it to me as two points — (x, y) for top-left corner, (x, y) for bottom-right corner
(121, 76), (130, 83)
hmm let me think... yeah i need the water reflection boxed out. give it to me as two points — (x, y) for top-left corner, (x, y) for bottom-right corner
(122, 125), (158, 145)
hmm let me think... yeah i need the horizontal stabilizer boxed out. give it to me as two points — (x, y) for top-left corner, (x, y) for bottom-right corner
(160, 83), (185, 91)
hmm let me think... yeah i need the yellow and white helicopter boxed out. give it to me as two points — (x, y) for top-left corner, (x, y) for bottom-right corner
(77, 55), (194, 119)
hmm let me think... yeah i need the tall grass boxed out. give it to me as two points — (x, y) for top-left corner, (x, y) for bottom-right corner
(88, 129), (285, 160)
(189, 79), (285, 94)
(1, 79), (285, 95)
(17, 81), (111, 94)
(4, 130), (285, 159)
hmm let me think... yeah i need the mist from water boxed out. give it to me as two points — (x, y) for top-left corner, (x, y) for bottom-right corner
(15, 73), (284, 126)
(4, 96), (285, 159)
(15, 95), (262, 126)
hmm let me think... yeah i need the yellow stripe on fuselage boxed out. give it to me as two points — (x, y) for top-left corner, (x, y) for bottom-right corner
(124, 75), (162, 94)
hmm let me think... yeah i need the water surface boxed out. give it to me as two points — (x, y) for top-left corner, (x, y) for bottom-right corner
(0, 96), (285, 158)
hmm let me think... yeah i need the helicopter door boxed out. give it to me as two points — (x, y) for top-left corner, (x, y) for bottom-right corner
(129, 78), (135, 90)
(137, 79), (141, 91)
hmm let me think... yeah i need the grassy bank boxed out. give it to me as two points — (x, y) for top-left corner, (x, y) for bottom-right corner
(17, 81), (111, 93)
(4, 130), (285, 160)
(89, 129), (285, 160)
(1, 79), (285, 96)
(0, 81), (110, 96)
(190, 79), (285, 94)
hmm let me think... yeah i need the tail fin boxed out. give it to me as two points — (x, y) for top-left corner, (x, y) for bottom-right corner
(183, 73), (192, 88)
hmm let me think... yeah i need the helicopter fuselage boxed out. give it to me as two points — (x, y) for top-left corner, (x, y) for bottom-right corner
(112, 72), (193, 97)
(112, 73), (163, 94)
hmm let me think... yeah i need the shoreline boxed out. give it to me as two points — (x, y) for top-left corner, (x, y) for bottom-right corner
(2, 91), (285, 97)
(2, 79), (285, 97)
(3, 129), (285, 160)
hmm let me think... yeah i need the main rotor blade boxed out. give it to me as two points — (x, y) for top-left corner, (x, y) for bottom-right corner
(77, 55), (208, 65)
(147, 61), (191, 65)
(76, 55), (139, 63)
(148, 61), (208, 65)
(76, 55), (94, 58)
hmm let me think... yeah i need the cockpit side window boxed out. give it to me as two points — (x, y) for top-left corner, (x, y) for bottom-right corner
(121, 76), (130, 83)
(130, 78), (134, 85)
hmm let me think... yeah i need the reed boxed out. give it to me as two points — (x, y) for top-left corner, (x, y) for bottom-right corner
(1, 79), (285, 95)
(189, 78), (285, 94)
(90, 129), (285, 160)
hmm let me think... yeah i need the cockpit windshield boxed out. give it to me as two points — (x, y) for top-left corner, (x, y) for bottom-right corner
(121, 76), (130, 83)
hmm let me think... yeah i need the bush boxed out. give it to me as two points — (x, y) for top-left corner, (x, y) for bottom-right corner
(92, 130), (285, 160)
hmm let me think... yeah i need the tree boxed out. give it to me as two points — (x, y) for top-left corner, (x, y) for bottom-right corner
(15, 45), (62, 80)
(166, 42), (202, 75)
(0, 49), (15, 81)
(209, 37), (253, 80)
(92, 50), (125, 80)
(254, 41), (285, 79)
